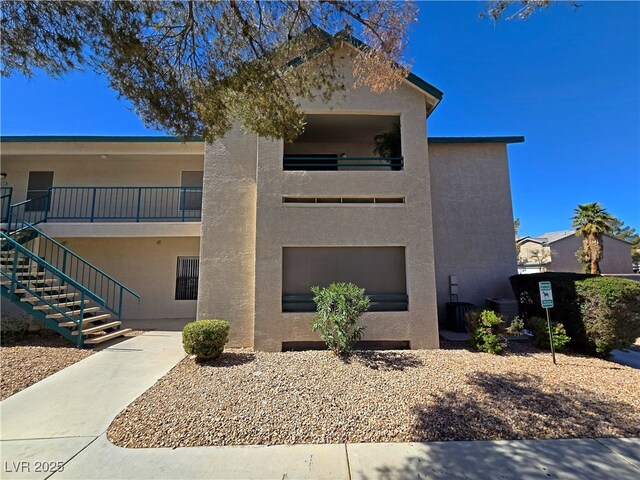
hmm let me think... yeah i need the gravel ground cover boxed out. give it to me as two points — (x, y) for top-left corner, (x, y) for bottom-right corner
(1, 329), (144, 400)
(108, 342), (640, 448)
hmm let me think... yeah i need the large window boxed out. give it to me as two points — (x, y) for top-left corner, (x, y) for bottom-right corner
(175, 256), (199, 300)
(282, 247), (407, 312)
(26, 171), (53, 211)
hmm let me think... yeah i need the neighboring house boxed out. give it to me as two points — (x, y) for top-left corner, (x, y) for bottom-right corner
(517, 236), (552, 273)
(517, 230), (634, 274)
(0, 39), (523, 350)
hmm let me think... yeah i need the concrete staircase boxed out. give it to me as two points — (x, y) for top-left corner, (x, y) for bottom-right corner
(0, 224), (137, 347)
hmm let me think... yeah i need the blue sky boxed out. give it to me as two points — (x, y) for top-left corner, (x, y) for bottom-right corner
(1, 1), (638, 237)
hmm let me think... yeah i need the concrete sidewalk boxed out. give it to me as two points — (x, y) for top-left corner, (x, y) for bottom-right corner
(1, 332), (639, 480)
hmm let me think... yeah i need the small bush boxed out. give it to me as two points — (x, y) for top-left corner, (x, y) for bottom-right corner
(528, 316), (571, 352)
(182, 319), (230, 360)
(1, 316), (30, 345)
(466, 309), (507, 355)
(506, 316), (525, 336)
(575, 277), (640, 355)
(311, 282), (369, 355)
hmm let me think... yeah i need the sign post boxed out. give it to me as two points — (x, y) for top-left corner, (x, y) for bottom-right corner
(538, 281), (556, 364)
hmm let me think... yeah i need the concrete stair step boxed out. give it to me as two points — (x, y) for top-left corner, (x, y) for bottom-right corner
(84, 328), (132, 345)
(72, 321), (121, 335)
(21, 292), (78, 302)
(16, 285), (67, 294)
(59, 313), (112, 327)
(33, 299), (88, 310)
(46, 306), (101, 319)
(14, 271), (46, 278)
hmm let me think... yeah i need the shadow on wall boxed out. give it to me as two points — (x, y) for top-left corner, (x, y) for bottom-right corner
(124, 318), (193, 332)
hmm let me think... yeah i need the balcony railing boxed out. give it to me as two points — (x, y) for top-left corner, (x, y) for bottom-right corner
(282, 293), (408, 312)
(283, 156), (403, 171)
(7, 186), (202, 225)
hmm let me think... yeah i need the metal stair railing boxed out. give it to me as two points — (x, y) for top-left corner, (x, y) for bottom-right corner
(6, 193), (50, 231)
(7, 220), (140, 319)
(0, 233), (105, 347)
(1, 187), (12, 223)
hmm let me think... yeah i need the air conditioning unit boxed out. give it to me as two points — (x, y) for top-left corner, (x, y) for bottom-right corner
(485, 298), (519, 324)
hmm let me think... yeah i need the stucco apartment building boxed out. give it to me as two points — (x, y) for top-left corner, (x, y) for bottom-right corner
(1, 44), (523, 350)
(517, 230), (634, 274)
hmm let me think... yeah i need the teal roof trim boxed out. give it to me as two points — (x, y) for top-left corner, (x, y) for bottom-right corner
(1, 135), (204, 143)
(405, 72), (443, 101)
(428, 136), (525, 144)
(2, 135), (525, 144)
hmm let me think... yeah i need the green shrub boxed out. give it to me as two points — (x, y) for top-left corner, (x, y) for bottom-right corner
(510, 273), (639, 356)
(506, 316), (525, 336)
(575, 277), (640, 355)
(466, 309), (507, 355)
(311, 282), (369, 355)
(182, 319), (230, 360)
(1, 316), (30, 345)
(528, 316), (571, 352)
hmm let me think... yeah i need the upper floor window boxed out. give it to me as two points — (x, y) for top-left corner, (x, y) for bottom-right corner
(283, 114), (403, 171)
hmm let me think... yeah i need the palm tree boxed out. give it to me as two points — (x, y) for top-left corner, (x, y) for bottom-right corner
(571, 202), (614, 274)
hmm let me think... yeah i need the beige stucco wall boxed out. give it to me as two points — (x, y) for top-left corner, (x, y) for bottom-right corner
(1, 151), (203, 204)
(429, 143), (518, 321)
(548, 235), (633, 273)
(197, 47), (440, 351)
(54, 236), (200, 319)
(197, 128), (257, 347)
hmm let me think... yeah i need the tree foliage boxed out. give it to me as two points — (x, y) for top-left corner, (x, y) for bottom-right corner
(1, 0), (417, 142)
(482, 1), (581, 21)
(609, 216), (640, 266)
(571, 202), (614, 275)
(610, 217), (640, 246)
(2, 1), (585, 142)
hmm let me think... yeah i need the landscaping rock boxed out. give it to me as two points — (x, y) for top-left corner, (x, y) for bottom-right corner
(107, 344), (640, 447)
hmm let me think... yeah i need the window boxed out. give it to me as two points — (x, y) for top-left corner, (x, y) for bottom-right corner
(282, 247), (407, 312)
(26, 171), (53, 211)
(175, 256), (199, 300)
(180, 171), (203, 211)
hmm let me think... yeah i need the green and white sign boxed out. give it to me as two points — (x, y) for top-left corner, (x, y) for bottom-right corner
(539, 281), (554, 308)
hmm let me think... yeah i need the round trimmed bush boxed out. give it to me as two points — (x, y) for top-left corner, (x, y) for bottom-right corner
(182, 319), (230, 360)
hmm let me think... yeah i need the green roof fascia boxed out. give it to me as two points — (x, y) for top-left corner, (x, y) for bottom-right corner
(428, 136), (525, 144)
(1, 135), (204, 143)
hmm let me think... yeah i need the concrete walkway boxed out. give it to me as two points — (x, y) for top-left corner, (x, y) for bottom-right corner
(1, 332), (639, 480)
(611, 349), (640, 369)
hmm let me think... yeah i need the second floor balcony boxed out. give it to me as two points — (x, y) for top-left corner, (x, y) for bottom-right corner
(8, 186), (202, 226)
(283, 114), (404, 171)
